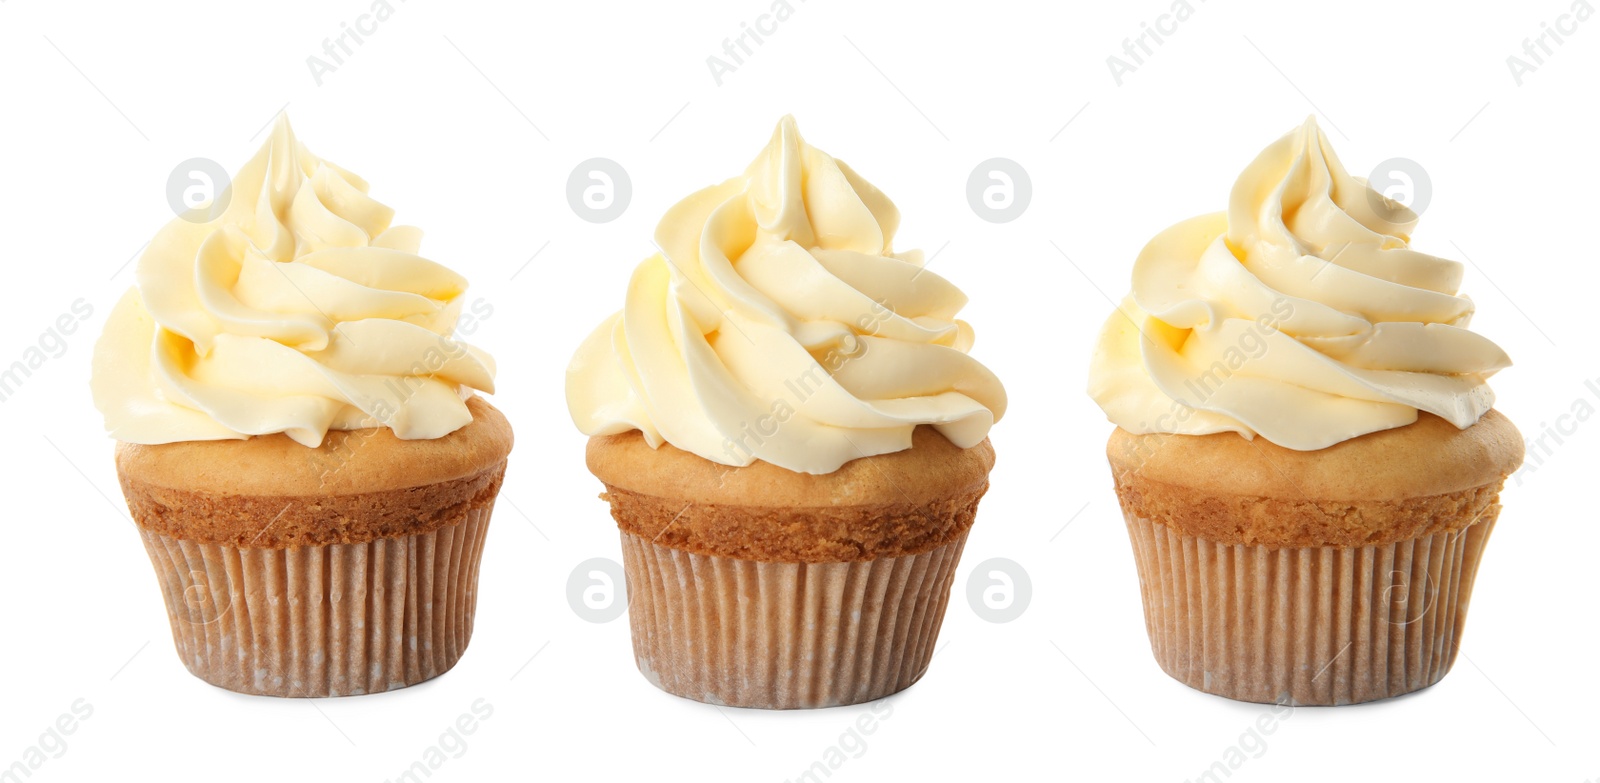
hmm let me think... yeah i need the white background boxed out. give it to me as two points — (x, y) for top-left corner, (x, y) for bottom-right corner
(2, 0), (1597, 780)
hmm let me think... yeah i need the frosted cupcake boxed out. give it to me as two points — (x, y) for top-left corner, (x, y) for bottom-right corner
(93, 116), (511, 697)
(1089, 118), (1522, 705)
(567, 116), (1006, 709)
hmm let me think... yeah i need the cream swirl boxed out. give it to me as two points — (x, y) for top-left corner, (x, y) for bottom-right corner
(92, 115), (495, 447)
(1089, 117), (1510, 450)
(567, 116), (1006, 474)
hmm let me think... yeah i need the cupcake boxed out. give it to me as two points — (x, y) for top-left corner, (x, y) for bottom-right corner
(1088, 118), (1522, 705)
(567, 116), (1006, 709)
(92, 116), (511, 697)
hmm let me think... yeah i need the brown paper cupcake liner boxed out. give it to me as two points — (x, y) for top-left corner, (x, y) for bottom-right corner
(1124, 511), (1498, 705)
(139, 507), (492, 697)
(619, 529), (968, 709)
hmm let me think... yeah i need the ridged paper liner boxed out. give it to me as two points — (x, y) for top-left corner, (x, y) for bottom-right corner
(619, 530), (968, 709)
(138, 508), (492, 697)
(1124, 511), (1498, 705)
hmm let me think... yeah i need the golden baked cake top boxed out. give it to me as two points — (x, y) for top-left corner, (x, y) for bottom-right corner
(567, 116), (1005, 475)
(1108, 410), (1522, 502)
(589, 424), (993, 509)
(117, 396), (511, 546)
(118, 396), (512, 497)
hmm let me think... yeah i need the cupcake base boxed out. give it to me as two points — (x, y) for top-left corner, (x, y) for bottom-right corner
(588, 426), (994, 709)
(139, 508), (493, 698)
(619, 529), (968, 709)
(1123, 512), (1497, 706)
(116, 396), (513, 697)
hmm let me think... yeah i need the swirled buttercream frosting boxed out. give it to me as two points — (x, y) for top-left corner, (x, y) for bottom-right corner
(1088, 117), (1509, 450)
(93, 115), (495, 447)
(567, 116), (1006, 474)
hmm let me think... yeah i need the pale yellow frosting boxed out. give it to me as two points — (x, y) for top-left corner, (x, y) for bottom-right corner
(567, 116), (1006, 474)
(1089, 118), (1509, 450)
(93, 116), (495, 447)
